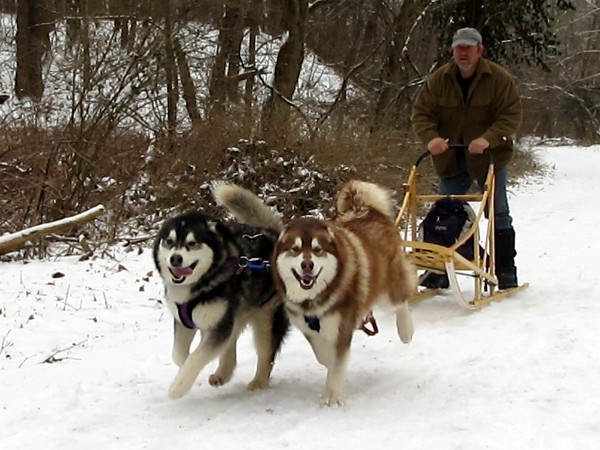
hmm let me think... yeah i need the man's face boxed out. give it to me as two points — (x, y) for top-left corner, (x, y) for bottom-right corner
(452, 44), (483, 76)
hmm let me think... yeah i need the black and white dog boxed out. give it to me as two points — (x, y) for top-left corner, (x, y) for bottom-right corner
(153, 184), (288, 399)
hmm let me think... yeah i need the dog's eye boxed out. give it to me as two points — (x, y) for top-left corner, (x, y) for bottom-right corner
(187, 241), (198, 248)
(164, 238), (175, 247)
(290, 245), (301, 256)
(313, 246), (324, 256)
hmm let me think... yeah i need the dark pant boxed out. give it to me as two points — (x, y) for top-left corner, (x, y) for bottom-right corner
(436, 152), (518, 289)
(439, 162), (512, 231)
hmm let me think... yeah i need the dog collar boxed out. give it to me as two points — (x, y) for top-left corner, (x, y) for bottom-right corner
(304, 315), (320, 332)
(227, 255), (270, 270)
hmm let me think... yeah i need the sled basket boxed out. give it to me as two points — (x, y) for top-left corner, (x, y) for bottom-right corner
(394, 149), (529, 309)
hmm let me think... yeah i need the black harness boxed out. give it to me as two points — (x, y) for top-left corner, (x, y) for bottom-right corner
(302, 313), (379, 336)
(176, 255), (271, 329)
(176, 283), (227, 329)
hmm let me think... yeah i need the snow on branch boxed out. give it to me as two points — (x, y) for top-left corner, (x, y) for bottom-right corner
(0, 205), (105, 256)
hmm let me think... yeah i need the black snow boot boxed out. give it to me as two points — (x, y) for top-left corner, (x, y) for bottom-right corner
(419, 271), (449, 289)
(495, 228), (518, 290)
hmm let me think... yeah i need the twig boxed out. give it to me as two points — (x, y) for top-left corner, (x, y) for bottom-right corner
(62, 284), (71, 311)
(41, 338), (88, 364)
(0, 330), (13, 357)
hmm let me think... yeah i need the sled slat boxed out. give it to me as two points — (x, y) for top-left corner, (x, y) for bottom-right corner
(397, 162), (529, 309)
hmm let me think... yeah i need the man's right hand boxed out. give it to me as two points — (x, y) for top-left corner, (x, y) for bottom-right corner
(427, 137), (449, 155)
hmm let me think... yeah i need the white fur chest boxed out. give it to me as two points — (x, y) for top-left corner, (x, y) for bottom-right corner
(164, 284), (227, 330)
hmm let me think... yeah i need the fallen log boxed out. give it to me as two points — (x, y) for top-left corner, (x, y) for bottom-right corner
(0, 205), (105, 256)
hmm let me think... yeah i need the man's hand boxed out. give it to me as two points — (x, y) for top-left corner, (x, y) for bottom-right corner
(427, 137), (449, 155)
(468, 138), (490, 154)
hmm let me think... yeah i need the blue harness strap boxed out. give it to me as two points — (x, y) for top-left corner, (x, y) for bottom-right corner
(227, 255), (270, 270)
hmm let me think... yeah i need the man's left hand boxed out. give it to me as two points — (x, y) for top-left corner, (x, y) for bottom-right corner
(468, 138), (490, 154)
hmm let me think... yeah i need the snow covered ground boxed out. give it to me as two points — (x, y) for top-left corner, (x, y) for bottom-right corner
(1, 143), (599, 449)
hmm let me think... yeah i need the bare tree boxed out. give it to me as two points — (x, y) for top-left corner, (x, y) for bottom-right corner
(371, 0), (425, 134)
(261, 0), (308, 137)
(523, 0), (600, 140)
(209, 1), (246, 118)
(15, 0), (54, 100)
(159, 0), (178, 143)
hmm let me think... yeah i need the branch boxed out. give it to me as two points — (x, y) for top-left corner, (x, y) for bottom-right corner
(41, 339), (88, 364)
(0, 330), (12, 357)
(0, 205), (106, 256)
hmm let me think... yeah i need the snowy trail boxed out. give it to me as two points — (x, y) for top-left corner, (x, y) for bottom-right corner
(1, 144), (599, 450)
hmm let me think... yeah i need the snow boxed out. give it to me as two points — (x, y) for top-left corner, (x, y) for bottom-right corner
(1, 143), (599, 449)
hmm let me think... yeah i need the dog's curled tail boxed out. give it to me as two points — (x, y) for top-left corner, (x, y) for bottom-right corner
(212, 183), (283, 232)
(336, 180), (395, 218)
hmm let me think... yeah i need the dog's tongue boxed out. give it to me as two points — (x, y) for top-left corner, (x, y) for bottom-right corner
(300, 274), (316, 289)
(171, 266), (194, 278)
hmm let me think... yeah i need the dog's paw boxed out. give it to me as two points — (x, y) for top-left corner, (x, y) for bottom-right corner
(397, 326), (413, 344)
(208, 373), (229, 387)
(320, 390), (344, 407)
(247, 377), (269, 391)
(168, 372), (195, 400)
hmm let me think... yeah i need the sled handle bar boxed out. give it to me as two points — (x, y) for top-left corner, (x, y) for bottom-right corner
(415, 144), (494, 167)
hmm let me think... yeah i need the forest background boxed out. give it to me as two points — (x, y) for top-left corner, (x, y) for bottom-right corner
(0, 0), (598, 258)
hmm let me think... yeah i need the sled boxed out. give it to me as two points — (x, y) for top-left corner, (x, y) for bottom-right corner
(394, 148), (529, 309)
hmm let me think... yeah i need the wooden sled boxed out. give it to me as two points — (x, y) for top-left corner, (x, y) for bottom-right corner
(395, 149), (529, 309)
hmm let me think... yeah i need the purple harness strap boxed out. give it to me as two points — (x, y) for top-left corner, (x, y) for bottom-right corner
(174, 258), (269, 330)
(176, 302), (197, 329)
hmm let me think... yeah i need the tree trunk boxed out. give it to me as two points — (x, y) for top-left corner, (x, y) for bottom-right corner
(245, 22), (257, 112)
(261, 0), (308, 137)
(160, 0), (177, 143)
(209, 2), (246, 117)
(174, 37), (202, 126)
(81, 0), (91, 94)
(0, 205), (105, 256)
(371, 1), (422, 134)
(15, 0), (54, 100)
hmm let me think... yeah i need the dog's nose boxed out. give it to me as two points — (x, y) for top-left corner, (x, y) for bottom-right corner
(301, 259), (314, 273)
(170, 253), (183, 267)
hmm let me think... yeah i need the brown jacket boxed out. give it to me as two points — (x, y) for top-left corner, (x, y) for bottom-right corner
(411, 58), (522, 179)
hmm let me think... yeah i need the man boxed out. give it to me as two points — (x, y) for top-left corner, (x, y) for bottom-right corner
(411, 27), (522, 290)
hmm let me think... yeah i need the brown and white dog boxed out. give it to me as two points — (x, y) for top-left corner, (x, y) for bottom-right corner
(271, 180), (417, 406)
(215, 180), (417, 406)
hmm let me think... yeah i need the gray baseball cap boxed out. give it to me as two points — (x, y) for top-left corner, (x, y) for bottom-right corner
(452, 28), (482, 47)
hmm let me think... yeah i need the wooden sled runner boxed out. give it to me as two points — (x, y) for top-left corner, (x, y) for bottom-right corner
(395, 149), (529, 309)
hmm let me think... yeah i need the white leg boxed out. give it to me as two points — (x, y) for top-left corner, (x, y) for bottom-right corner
(168, 336), (228, 400)
(247, 312), (277, 390)
(320, 321), (352, 407)
(321, 353), (349, 407)
(395, 301), (414, 344)
(172, 321), (196, 367)
(209, 340), (237, 387)
(305, 333), (333, 368)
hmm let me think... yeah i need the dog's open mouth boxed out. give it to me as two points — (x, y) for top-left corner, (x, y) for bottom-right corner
(169, 262), (197, 284)
(292, 268), (322, 290)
